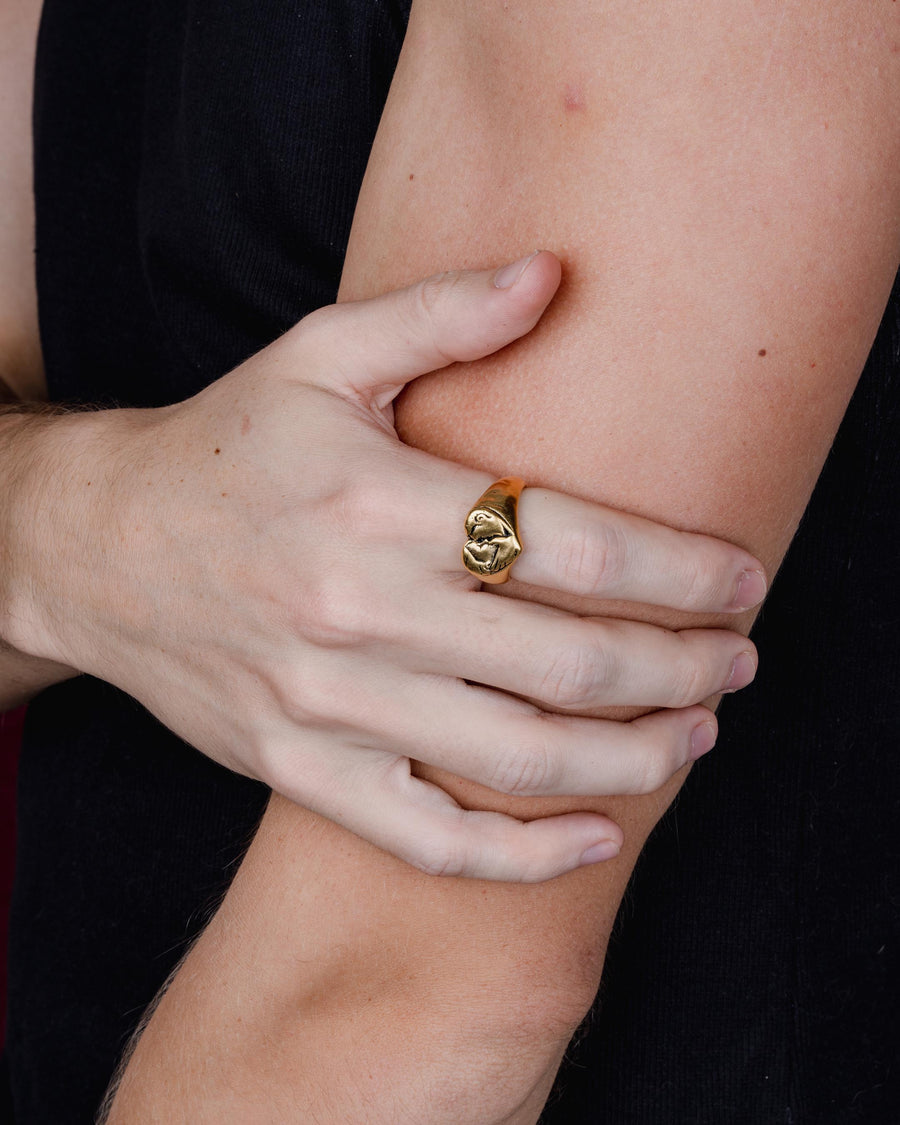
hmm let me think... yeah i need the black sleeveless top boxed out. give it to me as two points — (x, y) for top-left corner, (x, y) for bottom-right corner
(7, 1), (900, 1122)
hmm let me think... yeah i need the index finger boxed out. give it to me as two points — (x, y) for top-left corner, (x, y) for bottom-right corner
(394, 452), (765, 614)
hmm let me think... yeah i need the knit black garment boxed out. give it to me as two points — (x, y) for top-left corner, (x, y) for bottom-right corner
(8, 1), (900, 1122)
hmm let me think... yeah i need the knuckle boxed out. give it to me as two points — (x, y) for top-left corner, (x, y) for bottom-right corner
(414, 273), (444, 318)
(297, 572), (374, 648)
(679, 547), (726, 609)
(291, 673), (341, 727)
(538, 642), (604, 709)
(488, 733), (559, 797)
(290, 303), (338, 359)
(629, 730), (681, 794)
(414, 270), (463, 318)
(554, 519), (627, 596)
(329, 475), (395, 546)
(408, 837), (466, 879)
(407, 273), (465, 365)
(263, 661), (334, 728)
(667, 642), (712, 707)
(291, 475), (403, 647)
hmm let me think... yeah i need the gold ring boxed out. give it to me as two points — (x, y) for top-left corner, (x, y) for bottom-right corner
(462, 477), (524, 584)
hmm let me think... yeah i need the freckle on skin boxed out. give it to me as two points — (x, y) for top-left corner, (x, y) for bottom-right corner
(214, 447), (221, 454)
(408, 173), (415, 181)
(562, 83), (586, 113)
(758, 349), (767, 357)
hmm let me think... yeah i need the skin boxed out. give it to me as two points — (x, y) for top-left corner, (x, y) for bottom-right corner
(0, 4), (761, 882)
(2, 264), (764, 881)
(105, 1), (900, 1122)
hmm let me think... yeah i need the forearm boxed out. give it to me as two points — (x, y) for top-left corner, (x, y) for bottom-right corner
(0, 642), (76, 710)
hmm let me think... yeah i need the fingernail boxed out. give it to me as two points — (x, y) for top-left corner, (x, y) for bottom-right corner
(690, 720), (718, 760)
(723, 650), (757, 693)
(579, 838), (621, 866)
(493, 250), (541, 289)
(730, 568), (767, 611)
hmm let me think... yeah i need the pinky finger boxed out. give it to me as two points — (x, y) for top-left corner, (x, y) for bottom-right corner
(317, 754), (625, 883)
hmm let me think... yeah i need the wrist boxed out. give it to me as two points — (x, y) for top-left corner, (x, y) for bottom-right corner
(0, 406), (139, 665)
(0, 410), (62, 654)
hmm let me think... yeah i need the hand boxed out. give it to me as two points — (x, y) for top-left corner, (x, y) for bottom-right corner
(5, 253), (765, 881)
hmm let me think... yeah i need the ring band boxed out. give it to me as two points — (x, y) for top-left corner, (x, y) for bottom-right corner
(462, 477), (524, 584)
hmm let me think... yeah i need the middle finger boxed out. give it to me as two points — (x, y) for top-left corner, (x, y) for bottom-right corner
(393, 589), (757, 711)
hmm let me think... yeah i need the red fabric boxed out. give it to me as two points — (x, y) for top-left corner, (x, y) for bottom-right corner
(0, 707), (23, 1049)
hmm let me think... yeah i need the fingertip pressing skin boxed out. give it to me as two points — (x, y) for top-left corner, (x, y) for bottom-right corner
(493, 250), (543, 289)
(492, 249), (562, 313)
(578, 837), (622, 867)
(729, 567), (768, 612)
(689, 718), (718, 760)
(722, 649), (758, 693)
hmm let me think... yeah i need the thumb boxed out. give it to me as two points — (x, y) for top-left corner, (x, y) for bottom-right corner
(299, 251), (562, 407)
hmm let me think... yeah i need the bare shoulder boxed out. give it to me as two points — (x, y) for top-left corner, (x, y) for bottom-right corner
(0, 0), (46, 400)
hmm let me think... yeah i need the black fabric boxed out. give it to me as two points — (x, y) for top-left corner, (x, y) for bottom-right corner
(8, 679), (270, 1122)
(0, 1052), (12, 1124)
(8, 0), (899, 1121)
(32, 0), (408, 410)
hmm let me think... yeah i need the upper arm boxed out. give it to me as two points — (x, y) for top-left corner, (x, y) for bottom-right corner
(345, 0), (900, 569)
(108, 5), (900, 1119)
(331, 0), (900, 964)
(0, 0), (46, 400)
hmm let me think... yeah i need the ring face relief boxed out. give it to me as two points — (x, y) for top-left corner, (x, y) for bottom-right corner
(463, 477), (524, 584)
